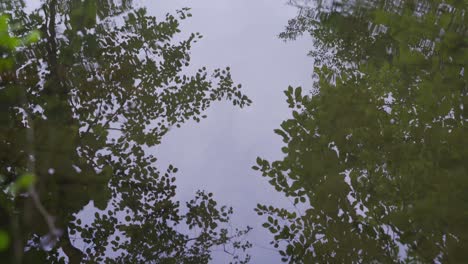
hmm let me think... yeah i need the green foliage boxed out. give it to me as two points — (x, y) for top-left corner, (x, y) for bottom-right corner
(0, 14), (20, 71)
(0, 13), (40, 71)
(1, 1), (251, 263)
(9, 173), (36, 194)
(0, 230), (9, 251)
(258, 0), (467, 263)
(0, 12), (41, 256)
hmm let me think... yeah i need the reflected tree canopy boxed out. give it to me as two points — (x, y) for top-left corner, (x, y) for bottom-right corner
(255, 0), (467, 262)
(0, 1), (252, 263)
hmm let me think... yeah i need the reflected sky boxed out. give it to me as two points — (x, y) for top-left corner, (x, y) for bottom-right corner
(4, 0), (468, 263)
(145, 0), (313, 262)
(8, 0), (466, 262)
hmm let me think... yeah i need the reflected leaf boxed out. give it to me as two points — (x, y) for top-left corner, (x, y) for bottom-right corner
(11, 173), (36, 194)
(0, 231), (9, 251)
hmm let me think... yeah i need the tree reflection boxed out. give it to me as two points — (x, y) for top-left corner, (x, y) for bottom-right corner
(256, 0), (467, 262)
(0, 1), (252, 263)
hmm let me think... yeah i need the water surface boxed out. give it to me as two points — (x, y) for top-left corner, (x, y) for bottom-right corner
(1, 0), (466, 263)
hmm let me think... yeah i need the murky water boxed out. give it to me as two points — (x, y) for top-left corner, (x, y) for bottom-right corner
(1, 0), (466, 263)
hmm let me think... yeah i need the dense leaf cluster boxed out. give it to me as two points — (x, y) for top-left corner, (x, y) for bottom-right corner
(257, 0), (467, 263)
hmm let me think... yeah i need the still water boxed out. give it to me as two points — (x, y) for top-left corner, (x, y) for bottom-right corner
(0, 0), (466, 263)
